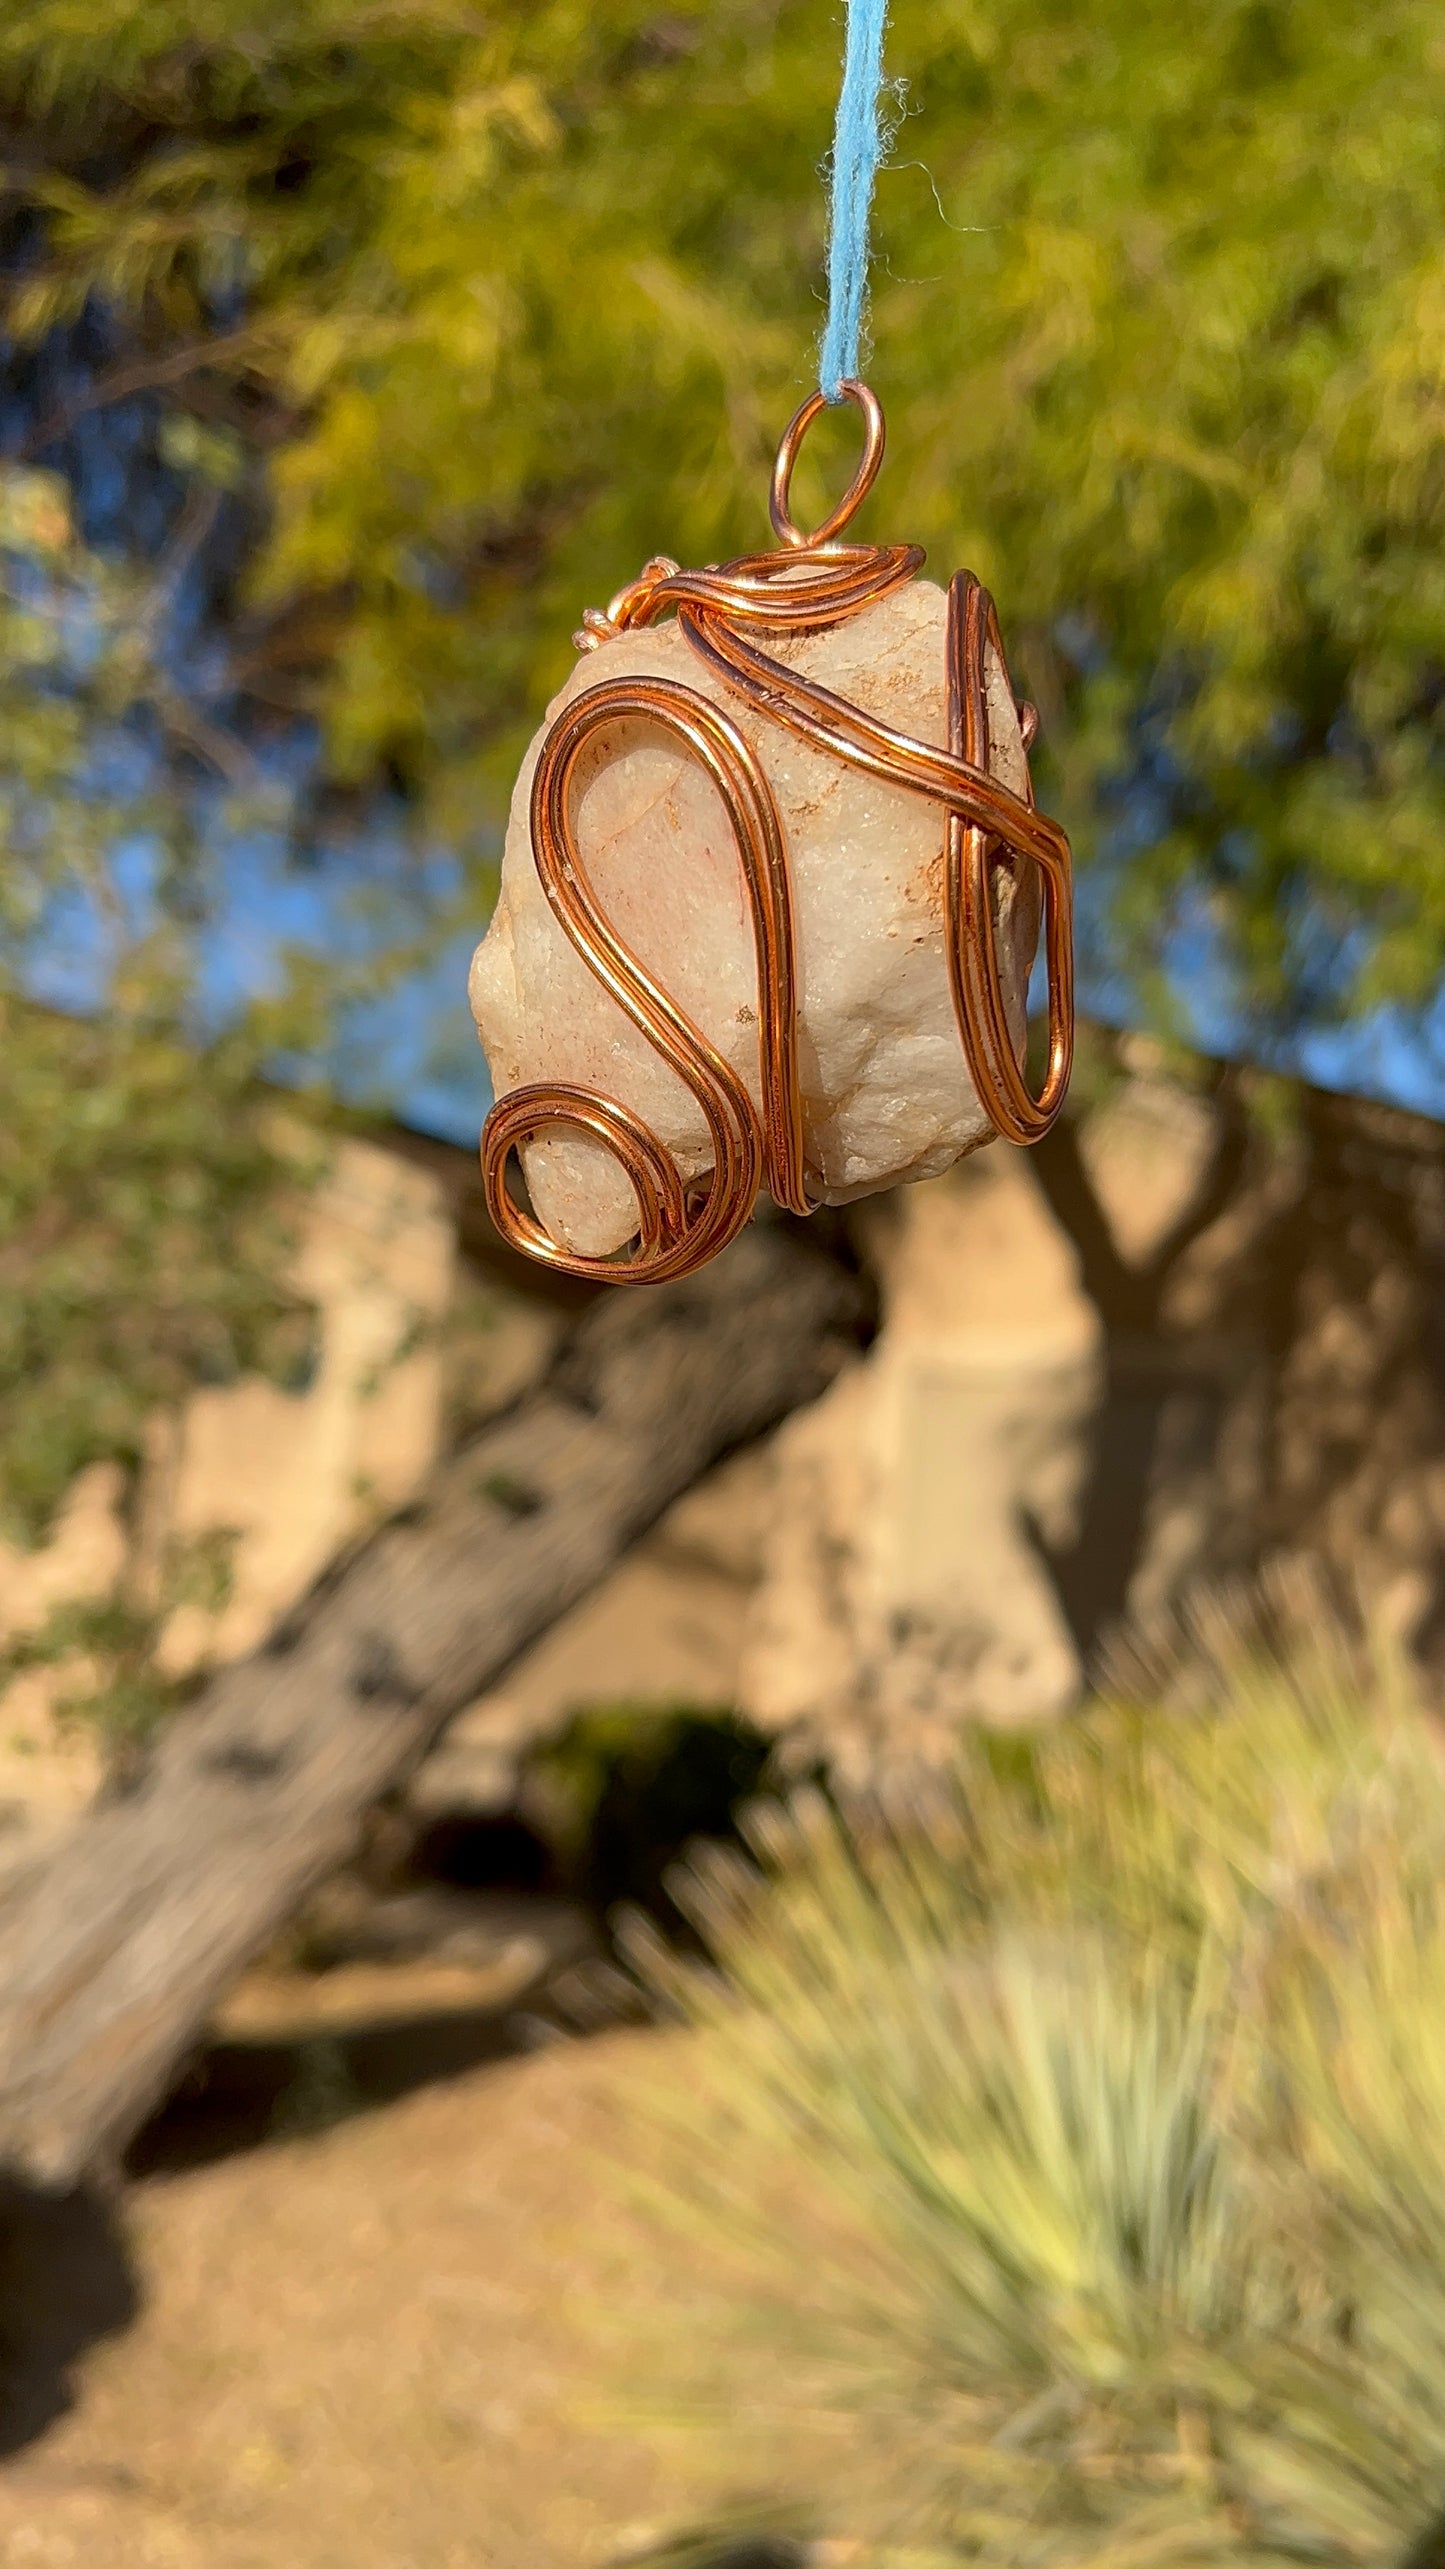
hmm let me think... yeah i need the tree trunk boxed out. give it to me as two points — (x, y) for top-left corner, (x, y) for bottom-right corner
(0, 1224), (860, 2188)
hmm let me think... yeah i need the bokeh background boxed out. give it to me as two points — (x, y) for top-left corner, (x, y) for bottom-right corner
(4, 6), (1445, 2565)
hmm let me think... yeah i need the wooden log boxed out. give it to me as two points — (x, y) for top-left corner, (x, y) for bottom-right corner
(0, 1224), (860, 2187)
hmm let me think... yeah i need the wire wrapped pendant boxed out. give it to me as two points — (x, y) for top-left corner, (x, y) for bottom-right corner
(471, 383), (1073, 1284)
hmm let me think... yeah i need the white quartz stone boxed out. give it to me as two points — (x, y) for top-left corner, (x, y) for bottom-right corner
(468, 578), (1039, 1259)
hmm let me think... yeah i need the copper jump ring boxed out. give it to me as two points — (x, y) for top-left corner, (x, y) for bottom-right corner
(481, 381), (1074, 1282)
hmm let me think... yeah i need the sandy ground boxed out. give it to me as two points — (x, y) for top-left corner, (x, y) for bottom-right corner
(0, 2030), (702, 2569)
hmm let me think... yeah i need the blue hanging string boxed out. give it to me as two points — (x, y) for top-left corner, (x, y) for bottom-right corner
(819, 0), (891, 403)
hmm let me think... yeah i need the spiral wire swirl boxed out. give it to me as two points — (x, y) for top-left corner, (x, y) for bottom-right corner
(481, 382), (1073, 1283)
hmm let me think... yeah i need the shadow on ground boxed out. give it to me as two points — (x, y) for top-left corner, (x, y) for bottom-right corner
(126, 2000), (535, 2176)
(0, 1706), (779, 2469)
(0, 2176), (138, 2457)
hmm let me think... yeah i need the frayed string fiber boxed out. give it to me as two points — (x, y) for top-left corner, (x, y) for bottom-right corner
(820, 0), (891, 402)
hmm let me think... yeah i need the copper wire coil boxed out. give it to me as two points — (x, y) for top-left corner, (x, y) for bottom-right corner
(481, 380), (1074, 1283)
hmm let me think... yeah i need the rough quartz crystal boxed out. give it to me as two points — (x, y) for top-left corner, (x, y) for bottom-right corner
(468, 577), (1039, 1259)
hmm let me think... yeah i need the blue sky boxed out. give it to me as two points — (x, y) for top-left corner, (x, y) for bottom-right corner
(30, 795), (1445, 1161)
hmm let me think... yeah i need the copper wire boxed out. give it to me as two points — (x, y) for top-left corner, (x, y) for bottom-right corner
(481, 381), (1074, 1283)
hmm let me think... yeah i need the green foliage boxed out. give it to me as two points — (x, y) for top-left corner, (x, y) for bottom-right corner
(0, 466), (322, 1546)
(530, 1701), (773, 1922)
(6, 0), (1445, 1015)
(0, 1525), (241, 1749)
(607, 1619), (1445, 2565)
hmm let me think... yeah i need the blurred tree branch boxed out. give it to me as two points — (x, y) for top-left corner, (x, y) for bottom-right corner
(0, 1223), (862, 2188)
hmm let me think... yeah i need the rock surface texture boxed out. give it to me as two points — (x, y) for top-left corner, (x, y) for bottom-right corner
(469, 579), (1039, 1258)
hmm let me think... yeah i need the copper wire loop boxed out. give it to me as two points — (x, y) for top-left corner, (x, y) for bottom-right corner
(481, 380), (1074, 1282)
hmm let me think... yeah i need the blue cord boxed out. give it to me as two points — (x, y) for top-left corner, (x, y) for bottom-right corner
(819, 0), (891, 402)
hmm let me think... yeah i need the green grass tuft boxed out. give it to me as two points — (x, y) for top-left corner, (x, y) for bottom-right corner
(602, 1611), (1445, 2569)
